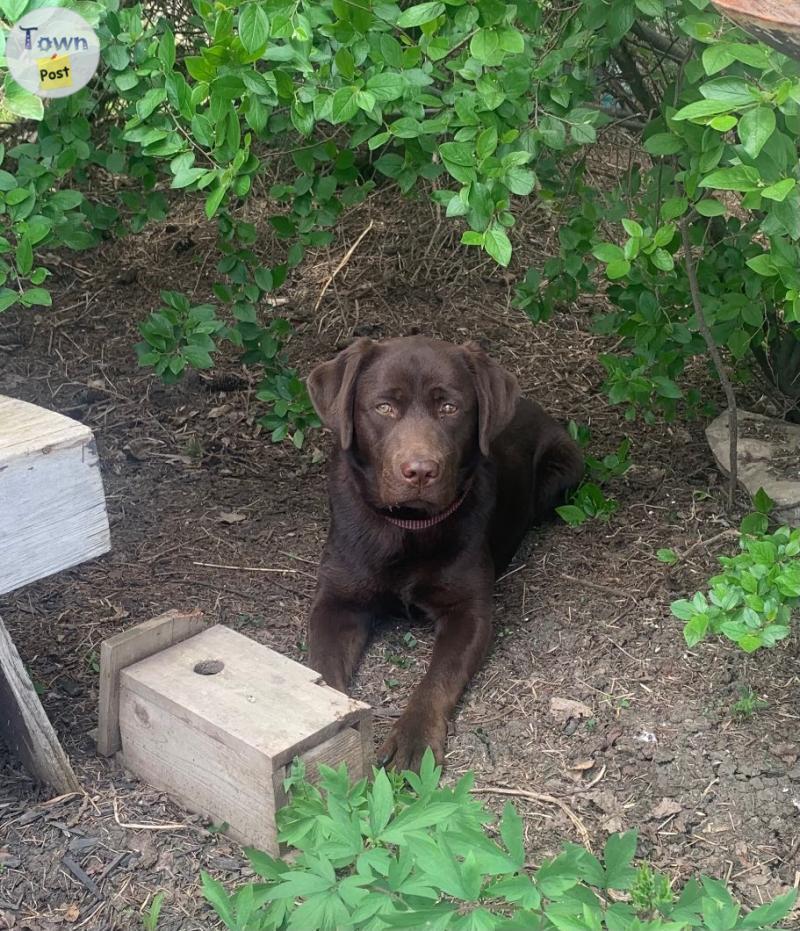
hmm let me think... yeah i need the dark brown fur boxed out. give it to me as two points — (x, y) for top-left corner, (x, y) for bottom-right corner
(306, 336), (584, 770)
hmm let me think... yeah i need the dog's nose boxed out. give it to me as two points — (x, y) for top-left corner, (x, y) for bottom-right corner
(400, 459), (440, 487)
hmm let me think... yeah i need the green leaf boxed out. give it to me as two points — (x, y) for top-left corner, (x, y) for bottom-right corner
(239, 3), (270, 53)
(650, 248), (674, 272)
(484, 227), (512, 267)
(0, 0), (29, 20)
(3, 76), (43, 121)
(738, 106), (775, 159)
(746, 254), (776, 276)
(702, 44), (736, 75)
(699, 165), (760, 191)
(570, 121), (596, 144)
(657, 548), (678, 565)
(334, 47), (355, 80)
(635, 0), (663, 15)
(500, 803), (525, 868)
(439, 141), (476, 183)
(673, 99), (735, 121)
(696, 198), (725, 216)
(498, 26), (524, 54)
(461, 231), (484, 246)
(670, 599), (695, 621)
(709, 114), (737, 131)
(728, 42), (770, 69)
(556, 505), (587, 526)
(643, 133), (683, 155)
(369, 769), (394, 837)
(331, 87), (359, 124)
(761, 179), (796, 202)
(15, 234), (32, 277)
(538, 115), (565, 149)
(606, 259), (631, 280)
(20, 288), (51, 306)
(683, 613), (709, 647)
(471, 28), (502, 65)
(753, 487), (774, 515)
(366, 72), (405, 102)
(0, 288), (17, 312)
(505, 167), (536, 195)
(652, 375), (681, 398)
(592, 243), (625, 263)
(396, 1), (444, 27)
(476, 127), (498, 161)
(661, 197), (688, 221)
(740, 890), (797, 928)
(603, 831), (638, 889)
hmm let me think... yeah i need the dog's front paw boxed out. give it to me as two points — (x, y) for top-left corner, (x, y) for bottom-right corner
(377, 711), (447, 772)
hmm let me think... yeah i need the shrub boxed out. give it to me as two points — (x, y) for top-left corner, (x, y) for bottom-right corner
(670, 490), (800, 653)
(201, 751), (797, 930)
(3, 0), (799, 442)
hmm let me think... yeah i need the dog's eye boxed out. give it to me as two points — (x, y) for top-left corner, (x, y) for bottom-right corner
(440, 402), (458, 415)
(375, 402), (394, 416)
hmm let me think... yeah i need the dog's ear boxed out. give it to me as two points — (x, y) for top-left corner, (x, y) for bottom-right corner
(307, 338), (374, 449)
(461, 341), (520, 455)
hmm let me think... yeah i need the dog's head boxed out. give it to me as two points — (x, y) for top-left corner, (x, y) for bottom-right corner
(307, 336), (519, 515)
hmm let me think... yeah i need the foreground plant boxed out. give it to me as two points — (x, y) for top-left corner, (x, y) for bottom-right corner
(201, 751), (796, 930)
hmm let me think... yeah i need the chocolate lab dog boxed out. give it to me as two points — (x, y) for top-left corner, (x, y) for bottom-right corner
(306, 336), (583, 770)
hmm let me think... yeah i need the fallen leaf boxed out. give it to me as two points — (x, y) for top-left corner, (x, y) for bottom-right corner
(549, 697), (593, 723)
(650, 798), (682, 820)
(64, 904), (80, 923)
(570, 759), (596, 772)
(218, 511), (247, 524)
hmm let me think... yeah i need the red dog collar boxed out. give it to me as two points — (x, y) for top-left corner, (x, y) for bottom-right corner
(381, 482), (471, 532)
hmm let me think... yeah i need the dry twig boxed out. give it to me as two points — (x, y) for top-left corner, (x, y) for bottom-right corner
(473, 785), (593, 851)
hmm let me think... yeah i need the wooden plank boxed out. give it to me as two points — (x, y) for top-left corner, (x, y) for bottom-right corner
(120, 625), (370, 767)
(97, 609), (206, 757)
(0, 614), (80, 794)
(0, 395), (110, 595)
(119, 679), (279, 853)
(711, 1), (800, 58)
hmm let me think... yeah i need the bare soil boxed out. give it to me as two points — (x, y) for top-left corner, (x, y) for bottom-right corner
(1, 192), (799, 930)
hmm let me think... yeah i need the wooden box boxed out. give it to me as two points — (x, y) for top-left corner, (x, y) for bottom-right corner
(0, 395), (110, 596)
(102, 619), (372, 854)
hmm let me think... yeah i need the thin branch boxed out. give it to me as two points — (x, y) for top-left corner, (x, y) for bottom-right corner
(611, 39), (658, 116)
(680, 218), (738, 511)
(631, 21), (690, 62)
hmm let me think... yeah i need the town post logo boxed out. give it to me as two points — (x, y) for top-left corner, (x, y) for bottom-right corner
(6, 8), (99, 99)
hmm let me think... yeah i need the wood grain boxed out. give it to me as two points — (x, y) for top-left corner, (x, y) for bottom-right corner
(0, 614), (80, 794)
(0, 395), (110, 595)
(97, 609), (205, 757)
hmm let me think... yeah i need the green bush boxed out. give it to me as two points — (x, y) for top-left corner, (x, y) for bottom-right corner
(201, 750), (797, 930)
(669, 491), (800, 653)
(3, 0), (799, 440)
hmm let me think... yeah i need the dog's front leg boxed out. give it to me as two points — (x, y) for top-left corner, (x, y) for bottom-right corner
(377, 593), (492, 771)
(307, 589), (371, 694)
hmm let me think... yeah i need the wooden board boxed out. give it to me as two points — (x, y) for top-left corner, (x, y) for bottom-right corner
(120, 625), (370, 768)
(0, 614), (80, 794)
(97, 609), (206, 757)
(119, 675), (280, 851)
(0, 395), (110, 595)
(712, 1), (800, 58)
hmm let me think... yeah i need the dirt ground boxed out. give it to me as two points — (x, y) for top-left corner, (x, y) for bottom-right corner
(1, 190), (799, 931)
